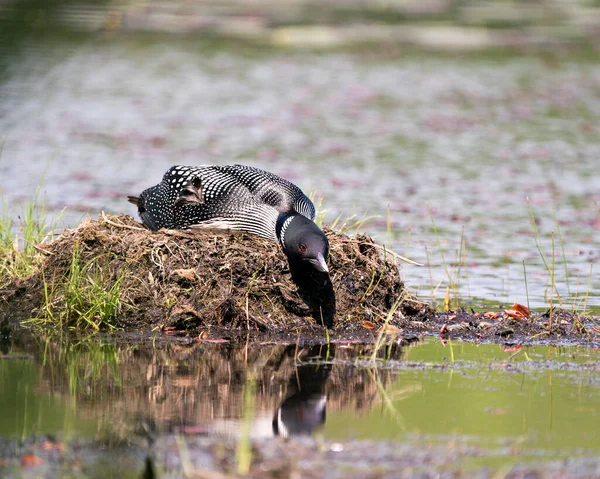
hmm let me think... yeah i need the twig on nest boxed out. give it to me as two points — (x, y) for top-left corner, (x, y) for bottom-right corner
(370, 244), (423, 266)
(248, 314), (271, 332)
(32, 243), (54, 256)
(335, 236), (423, 266)
(101, 211), (147, 231)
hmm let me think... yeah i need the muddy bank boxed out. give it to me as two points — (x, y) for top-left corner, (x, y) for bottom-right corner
(0, 214), (430, 333)
(402, 306), (600, 347)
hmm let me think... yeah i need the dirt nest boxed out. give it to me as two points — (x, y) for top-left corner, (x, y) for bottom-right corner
(0, 214), (431, 333)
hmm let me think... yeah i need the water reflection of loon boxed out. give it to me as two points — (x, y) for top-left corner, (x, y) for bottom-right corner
(272, 345), (331, 438)
(206, 345), (332, 440)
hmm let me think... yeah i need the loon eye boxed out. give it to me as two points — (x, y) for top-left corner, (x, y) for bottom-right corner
(299, 244), (307, 253)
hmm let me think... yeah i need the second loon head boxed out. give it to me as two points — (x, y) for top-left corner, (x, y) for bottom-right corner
(278, 214), (329, 274)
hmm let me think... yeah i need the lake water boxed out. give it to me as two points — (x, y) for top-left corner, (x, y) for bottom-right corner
(1, 333), (599, 477)
(1, 35), (599, 312)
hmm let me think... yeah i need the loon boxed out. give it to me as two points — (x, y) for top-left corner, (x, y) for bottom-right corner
(128, 164), (329, 273)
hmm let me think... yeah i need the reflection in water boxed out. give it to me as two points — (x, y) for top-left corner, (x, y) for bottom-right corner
(195, 344), (334, 440)
(2, 330), (600, 477)
(1, 330), (393, 443)
(272, 345), (331, 438)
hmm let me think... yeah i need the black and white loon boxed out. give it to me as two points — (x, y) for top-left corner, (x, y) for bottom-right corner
(128, 164), (329, 273)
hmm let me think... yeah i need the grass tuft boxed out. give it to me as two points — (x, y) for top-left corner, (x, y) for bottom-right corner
(62, 246), (124, 330)
(527, 198), (561, 306)
(27, 245), (125, 331)
(0, 187), (60, 286)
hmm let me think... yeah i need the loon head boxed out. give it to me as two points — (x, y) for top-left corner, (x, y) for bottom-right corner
(279, 215), (329, 274)
(272, 394), (327, 438)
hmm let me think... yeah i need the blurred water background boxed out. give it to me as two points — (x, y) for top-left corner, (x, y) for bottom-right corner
(1, 0), (600, 311)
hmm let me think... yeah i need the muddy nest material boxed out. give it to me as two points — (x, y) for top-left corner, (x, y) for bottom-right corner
(0, 214), (430, 332)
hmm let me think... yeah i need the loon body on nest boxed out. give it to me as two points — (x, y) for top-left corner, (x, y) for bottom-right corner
(128, 164), (329, 273)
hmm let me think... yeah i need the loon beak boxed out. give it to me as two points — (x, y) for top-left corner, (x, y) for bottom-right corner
(309, 252), (329, 273)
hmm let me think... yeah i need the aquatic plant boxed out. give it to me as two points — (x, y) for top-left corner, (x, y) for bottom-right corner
(526, 199), (591, 328)
(312, 193), (379, 236)
(60, 247), (125, 330)
(0, 187), (59, 287)
(427, 205), (468, 311)
(370, 292), (406, 361)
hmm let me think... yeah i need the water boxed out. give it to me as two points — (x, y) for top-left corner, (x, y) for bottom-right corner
(1, 333), (599, 476)
(1, 36), (600, 311)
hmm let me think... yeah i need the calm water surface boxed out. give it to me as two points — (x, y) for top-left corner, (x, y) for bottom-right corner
(1, 36), (599, 311)
(1, 334), (599, 476)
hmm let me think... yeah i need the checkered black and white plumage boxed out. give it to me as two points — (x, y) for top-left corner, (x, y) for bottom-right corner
(129, 164), (315, 242)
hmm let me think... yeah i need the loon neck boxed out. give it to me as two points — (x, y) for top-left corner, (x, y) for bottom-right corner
(275, 213), (297, 246)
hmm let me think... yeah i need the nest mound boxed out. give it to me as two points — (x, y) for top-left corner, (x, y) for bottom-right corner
(0, 214), (431, 333)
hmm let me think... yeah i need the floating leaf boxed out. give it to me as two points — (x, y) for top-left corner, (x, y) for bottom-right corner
(504, 303), (530, 319)
(513, 303), (530, 317)
(40, 441), (64, 452)
(503, 344), (522, 352)
(21, 454), (44, 467)
(361, 320), (376, 330)
(381, 324), (402, 337)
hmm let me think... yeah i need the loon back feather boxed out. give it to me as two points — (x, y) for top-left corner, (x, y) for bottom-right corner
(130, 164), (316, 238)
(128, 164), (329, 273)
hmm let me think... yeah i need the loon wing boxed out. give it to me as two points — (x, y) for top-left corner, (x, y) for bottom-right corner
(185, 201), (279, 242)
(136, 164), (315, 235)
(228, 164), (316, 220)
(164, 164), (316, 220)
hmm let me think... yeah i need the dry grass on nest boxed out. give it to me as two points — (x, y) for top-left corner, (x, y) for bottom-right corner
(0, 213), (431, 332)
